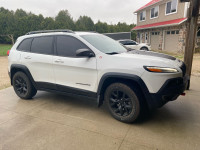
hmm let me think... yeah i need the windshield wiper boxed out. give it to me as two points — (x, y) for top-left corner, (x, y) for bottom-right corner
(106, 52), (119, 55)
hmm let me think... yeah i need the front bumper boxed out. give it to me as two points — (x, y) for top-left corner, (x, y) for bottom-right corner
(149, 76), (188, 109)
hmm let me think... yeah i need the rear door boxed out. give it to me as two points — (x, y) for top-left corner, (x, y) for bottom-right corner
(20, 36), (55, 89)
(53, 35), (97, 93)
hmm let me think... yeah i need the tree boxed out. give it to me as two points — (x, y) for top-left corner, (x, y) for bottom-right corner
(95, 21), (109, 33)
(0, 7), (136, 44)
(76, 16), (94, 31)
(55, 10), (74, 30)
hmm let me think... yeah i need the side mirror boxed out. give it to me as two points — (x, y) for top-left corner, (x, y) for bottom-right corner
(76, 49), (95, 58)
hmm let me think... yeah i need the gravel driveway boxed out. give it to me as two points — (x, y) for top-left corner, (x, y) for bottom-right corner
(0, 57), (10, 90)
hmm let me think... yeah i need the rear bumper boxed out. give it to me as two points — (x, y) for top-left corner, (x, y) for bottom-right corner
(148, 76), (188, 109)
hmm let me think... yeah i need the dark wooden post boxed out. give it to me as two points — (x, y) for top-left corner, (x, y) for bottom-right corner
(183, 0), (200, 89)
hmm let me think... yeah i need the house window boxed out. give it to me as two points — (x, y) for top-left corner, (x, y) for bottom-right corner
(145, 33), (148, 40)
(176, 30), (179, 34)
(166, 0), (178, 15)
(151, 6), (159, 19)
(140, 11), (146, 21)
(171, 31), (176, 34)
(167, 31), (171, 34)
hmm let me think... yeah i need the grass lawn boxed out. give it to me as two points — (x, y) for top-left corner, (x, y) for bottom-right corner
(0, 44), (12, 56)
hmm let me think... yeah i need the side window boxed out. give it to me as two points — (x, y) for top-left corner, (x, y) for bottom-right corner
(17, 38), (33, 52)
(56, 36), (89, 57)
(31, 36), (53, 55)
(151, 6), (159, 19)
(140, 11), (146, 21)
(119, 41), (126, 45)
(166, 0), (177, 15)
(126, 41), (136, 45)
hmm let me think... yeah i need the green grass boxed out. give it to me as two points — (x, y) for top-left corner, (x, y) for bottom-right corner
(0, 44), (12, 56)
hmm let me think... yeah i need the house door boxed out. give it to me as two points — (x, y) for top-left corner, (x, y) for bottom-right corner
(150, 32), (160, 50)
(164, 30), (179, 52)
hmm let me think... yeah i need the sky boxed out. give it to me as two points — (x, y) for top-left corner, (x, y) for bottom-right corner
(0, 0), (150, 25)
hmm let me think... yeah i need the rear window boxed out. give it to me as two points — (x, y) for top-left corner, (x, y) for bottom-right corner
(31, 36), (53, 55)
(17, 38), (33, 52)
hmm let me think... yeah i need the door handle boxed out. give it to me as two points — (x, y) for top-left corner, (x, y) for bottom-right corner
(54, 59), (64, 63)
(24, 56), (32, 59)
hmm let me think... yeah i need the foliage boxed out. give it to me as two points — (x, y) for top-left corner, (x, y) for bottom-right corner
(0, 44), (12, 56)
(0, 7), (136, 44)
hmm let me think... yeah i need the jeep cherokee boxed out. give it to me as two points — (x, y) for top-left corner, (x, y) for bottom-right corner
(8, 30), (187, 123)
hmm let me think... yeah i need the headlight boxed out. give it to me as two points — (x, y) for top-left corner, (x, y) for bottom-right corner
(144, 66), (178, 73)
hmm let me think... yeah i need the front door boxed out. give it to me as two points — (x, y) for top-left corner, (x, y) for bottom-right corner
(53, 35), (97, 94)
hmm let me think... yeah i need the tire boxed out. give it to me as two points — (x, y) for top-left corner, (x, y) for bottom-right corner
(12, 72), (37, 99)
(104, 83), (141, 123)
(140, 47), (149, 51)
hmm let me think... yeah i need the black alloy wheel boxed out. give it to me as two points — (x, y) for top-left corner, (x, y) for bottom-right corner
(14, 76), (28, 96)
(13, 72), (37, 99)
(105, 83), (141, 123)
(109, 90), (133, 117)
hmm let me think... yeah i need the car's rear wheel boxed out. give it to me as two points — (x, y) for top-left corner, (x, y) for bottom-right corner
(13, 72), (37, 99)
(140, 47), (149, 51)
(105, 83), (141, 123)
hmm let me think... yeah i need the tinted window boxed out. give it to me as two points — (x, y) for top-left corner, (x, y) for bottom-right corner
(119, 41), (126, 45)
(31, 36), (53, 55)
(125, 41), (136, 45)
(56, 36), (89, 57)
(17, 38), (33, 52)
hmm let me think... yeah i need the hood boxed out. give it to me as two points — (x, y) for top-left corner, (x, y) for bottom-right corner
(112, 50), (183, 69)
(127, 50), (176, 60)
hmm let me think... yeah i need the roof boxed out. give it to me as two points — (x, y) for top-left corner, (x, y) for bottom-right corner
(134, 0), (162, 13)
(132, 18), (187, 30)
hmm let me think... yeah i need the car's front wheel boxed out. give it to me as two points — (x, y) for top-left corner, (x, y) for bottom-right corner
(140, 47), (149, 51)
(13, 72), (37, 99)
(105, 83), (141, 123)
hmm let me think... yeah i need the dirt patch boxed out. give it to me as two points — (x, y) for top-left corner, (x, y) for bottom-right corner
(0, 56), (10, 90)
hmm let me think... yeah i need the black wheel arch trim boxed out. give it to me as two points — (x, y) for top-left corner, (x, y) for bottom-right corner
(97, 72), (153, 109)
(10, 64), (37, 88)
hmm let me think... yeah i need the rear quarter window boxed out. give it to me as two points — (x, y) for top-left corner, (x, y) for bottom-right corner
(17, 38), (33, 52)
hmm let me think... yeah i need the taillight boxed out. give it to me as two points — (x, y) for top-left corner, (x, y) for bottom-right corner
(7, 50), (10, 56)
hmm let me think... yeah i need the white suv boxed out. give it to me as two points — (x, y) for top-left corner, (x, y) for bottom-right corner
(118, 39), (151, 51)
(8, 30), (187, 123)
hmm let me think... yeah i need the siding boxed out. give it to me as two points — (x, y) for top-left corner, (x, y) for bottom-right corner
(137, 0), (186, 26)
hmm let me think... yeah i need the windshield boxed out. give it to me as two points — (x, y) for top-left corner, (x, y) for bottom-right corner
(81, 34), (127, 54)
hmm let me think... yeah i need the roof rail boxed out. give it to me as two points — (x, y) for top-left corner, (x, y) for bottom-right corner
(26, 29), (74, 35)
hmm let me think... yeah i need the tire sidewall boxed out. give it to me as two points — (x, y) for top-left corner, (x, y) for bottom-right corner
(13, 72), (34, 99)
(105, 83), (140, 123)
